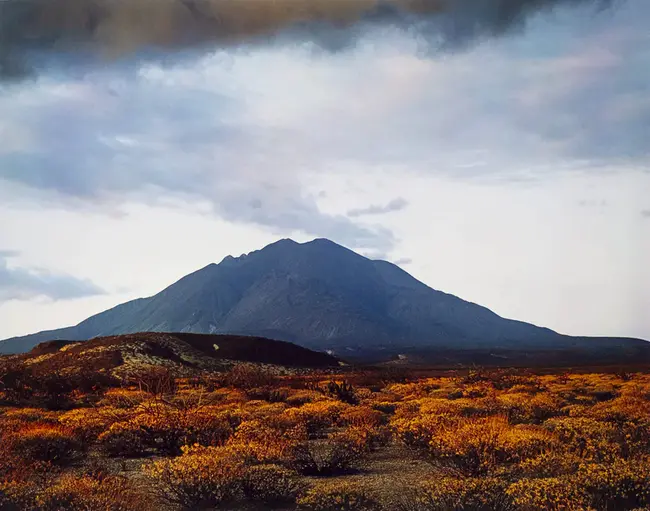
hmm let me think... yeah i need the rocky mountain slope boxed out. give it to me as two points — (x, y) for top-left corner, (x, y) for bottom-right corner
(1, 238), (648, 362)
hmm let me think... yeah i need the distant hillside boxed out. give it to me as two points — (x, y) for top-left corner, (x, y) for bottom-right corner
(1, 238), (648, 361)
(3, 332), (340, 377)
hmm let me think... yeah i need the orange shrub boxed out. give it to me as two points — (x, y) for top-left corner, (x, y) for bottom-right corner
(575, 458), (650, 509)
(297, 482), (381, 511)
(35, 474), (153, 511)
(544, 416), (632, 461)
(4, 424), (81, 465)
(411, 477), (510, 511)
(146, 445), (247, 507)
(228, 418), (306, 464)
(98, 403), (234, 456)
(284, 400), (350, 438)
(426, 416), (556, 476)
(58, 406), (131, 443)
(288, 435), (365, 476)
(339, 406), (384, 428)
(96, 388), (151, 408)
(506, 477), (588, 510)
(241, 464), (303, 505)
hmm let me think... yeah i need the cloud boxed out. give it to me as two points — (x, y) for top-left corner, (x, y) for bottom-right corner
(348, 197), (409, 217)
(1, 0), (621, 82)
(641, 209), (650, 218)
(0, 252), (105, 301)
(393, 257), (413, 266)
(579, 199), (608, 208)
(0, 56), (396, 252)
(0, 0), (647, 256)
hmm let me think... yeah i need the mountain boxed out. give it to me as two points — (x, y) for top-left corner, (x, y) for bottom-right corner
(1, 238), (648, 362)
(4, 332), (340, 378)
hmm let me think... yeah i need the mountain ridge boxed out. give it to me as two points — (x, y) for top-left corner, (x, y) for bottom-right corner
(1, 238), (648, 359)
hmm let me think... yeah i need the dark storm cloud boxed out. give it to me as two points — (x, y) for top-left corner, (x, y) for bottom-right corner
(0, 0), (618, 81)
(347, 197), (409, 217)
(0, 251), (105, 301)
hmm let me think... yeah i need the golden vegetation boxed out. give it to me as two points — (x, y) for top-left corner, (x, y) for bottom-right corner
(1, 363), (650, 510)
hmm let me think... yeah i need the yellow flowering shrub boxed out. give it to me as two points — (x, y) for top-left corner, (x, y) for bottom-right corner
(240, 464), (303, 505)
(35, 474), (153, 511)
(4, 424), (81, 465)
(575, 458), (650, 509)
(297, 482), (382, 511)
(426, 416), (556, 475)
(284, 400), (350, 437)
(506, 477), (588, 510)
(146, 444), (301, 508)
(413, 477), (510, 511)
(98, 403), (235, 456)
(544, 416), (631, 460)
(285, 389), (329, 406)
(498, 392), (563, 423)
(146, 444), (247, 507)
(339, 406), (384, 428)
(96, 388), (151, 408)
(228, 418), (306, 463)
(58, 406), (131, 442)
(515, 451), (583, 478)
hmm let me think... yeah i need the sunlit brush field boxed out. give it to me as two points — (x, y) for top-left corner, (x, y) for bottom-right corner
(2, 364), (650, 510)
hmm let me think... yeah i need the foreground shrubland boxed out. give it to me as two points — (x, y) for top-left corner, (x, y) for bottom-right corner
(1, 363), (650, 510)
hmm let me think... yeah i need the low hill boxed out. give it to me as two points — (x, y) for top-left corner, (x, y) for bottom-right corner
(4, 332), (340, 378)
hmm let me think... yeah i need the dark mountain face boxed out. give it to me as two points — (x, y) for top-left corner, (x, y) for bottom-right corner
(1, 238), (648, 359)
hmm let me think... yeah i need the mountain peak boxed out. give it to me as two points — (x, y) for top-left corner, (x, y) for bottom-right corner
(3, 238), (647, 359)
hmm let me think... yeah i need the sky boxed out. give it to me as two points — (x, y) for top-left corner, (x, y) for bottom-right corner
(0, 0), (649, 341)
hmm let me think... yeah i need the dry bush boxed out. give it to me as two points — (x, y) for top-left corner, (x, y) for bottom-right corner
(339, 406), (384, 428)
(297, 482), (382, 511)
(587, 396), (650, 426)
(97, 388), (151, 408)
(4, 424), (81, 465)
(506, 478), (588, 510)
(284, 400), (350, 438)
(543, 416), (644, 461)
(97, 421), (149, 457)
(228, 418), (307, 464)
(246, 386), (290, 403)
(146, 445), (247, 508)
(35, 473), (154, 511)
(288, 435), (365, 476)
(147, 444), (301, 509)
(322, 380), (358, 404)
(372, 401), (398, 415)
(334, 424), (391, 453)
(425, 416), (556, 476)
(98, 402), (234, 457)
(497, 392), (563, 424)
(58, 406), (131, 443)
(514, 451), (583, 478)
(391, 412), (456, 449)
(285, 389), (329, 406)
(1, 407), (59, 424)
(241, 464), (303, 506)
(0, 479), (40, 510)
(221, 364), (279, 390)
(575, 459), (650, 510)
(406, 477), (511, 511)
(130, 366), (179, 396)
